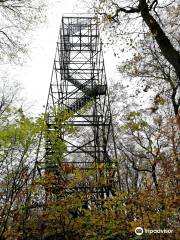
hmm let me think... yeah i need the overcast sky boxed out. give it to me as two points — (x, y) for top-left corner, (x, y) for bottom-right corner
(5, 0), (119, 116)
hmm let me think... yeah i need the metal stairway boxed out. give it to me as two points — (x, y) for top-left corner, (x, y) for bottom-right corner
(62, 81), (107, 113)
(61, 21), (106, 113)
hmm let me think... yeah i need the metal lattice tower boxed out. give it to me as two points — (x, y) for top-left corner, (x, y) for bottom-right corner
(44, 15), (118, 197)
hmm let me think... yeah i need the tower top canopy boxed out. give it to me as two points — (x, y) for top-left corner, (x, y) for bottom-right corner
(62, 13), (95, 18)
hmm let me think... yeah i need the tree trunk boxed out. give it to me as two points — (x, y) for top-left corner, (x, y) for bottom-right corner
(140, 0), (180, 82)
(140, 0), (180, 122)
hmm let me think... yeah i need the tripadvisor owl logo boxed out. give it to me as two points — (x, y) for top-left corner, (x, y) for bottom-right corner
(135, 227), (144, 235)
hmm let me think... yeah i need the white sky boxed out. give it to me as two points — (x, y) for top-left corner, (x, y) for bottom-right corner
(5, 0), (119, 116)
